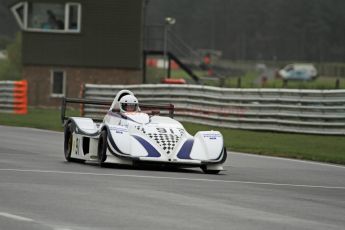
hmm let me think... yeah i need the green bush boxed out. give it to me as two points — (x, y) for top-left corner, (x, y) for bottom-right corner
(0, 32), (22, 81)
(0, 36), (11, 50)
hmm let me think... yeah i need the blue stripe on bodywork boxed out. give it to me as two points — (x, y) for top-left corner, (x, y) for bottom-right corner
(105, 126), (129, 156)
(107, 136), (125, 155)
(177, 139), (194, 159)
(132, 135), (161, 158)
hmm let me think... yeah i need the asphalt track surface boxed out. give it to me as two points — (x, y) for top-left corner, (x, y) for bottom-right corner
(0, 125), (344, 230)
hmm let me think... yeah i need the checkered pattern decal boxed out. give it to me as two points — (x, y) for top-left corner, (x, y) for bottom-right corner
(135, 126), (184, 155)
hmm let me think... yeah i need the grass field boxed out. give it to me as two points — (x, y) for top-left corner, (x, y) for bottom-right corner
(146, 66), (345, 89)
(1, 108), (344, 165)
(0, 108), (67, 131)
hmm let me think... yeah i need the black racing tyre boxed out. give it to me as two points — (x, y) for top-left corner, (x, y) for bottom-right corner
(64, 123), (73, 162)
(201, 165), (220, 174)
(98, 130), (108, 165)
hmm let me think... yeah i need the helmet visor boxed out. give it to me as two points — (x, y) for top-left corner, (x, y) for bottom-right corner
(122, 103), (137, 112)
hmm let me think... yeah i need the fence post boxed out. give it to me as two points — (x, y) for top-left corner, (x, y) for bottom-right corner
(219, 76), (225, 87)
(79, 83), (85, 116)
(283, 79), (288, 88)
(261, 76), (267, 87)
(335, 79), (340, 89)
(237, 77), (242, 88)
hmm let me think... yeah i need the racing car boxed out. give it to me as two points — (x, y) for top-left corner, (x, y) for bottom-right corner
(61, 90), (227, 174)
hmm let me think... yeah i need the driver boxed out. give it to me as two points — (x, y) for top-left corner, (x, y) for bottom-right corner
(119, 95), (139, 113)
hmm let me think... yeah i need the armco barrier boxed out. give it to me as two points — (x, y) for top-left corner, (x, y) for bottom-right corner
(81, 84), (345, 135)
(0, 80), (28, 114)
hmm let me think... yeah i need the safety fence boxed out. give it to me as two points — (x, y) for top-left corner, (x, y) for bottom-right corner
(81, 84), (345, 135)
(0, 80), (28, 114)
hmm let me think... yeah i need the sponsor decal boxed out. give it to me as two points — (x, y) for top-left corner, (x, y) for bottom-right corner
(203, 133), (221, 140)
(109, 127), (128, 134)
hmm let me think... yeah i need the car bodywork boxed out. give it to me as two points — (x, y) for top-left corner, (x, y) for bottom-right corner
(278, 63), (318, 80)
(61, 90), (227, 174)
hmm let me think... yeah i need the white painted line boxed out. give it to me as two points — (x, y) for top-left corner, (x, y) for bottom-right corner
(228, 151), (345, 169)
(0, 212), (34, 222)
(1, 168), (345, 190)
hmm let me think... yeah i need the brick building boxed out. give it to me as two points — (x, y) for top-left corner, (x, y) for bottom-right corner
(9, 0), (143, 106)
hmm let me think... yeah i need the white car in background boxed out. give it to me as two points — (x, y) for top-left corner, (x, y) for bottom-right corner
(278, 63), (318, 80)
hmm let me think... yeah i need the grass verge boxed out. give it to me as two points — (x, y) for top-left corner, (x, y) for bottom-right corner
(1, 108), (344, 165)
(0, 108), (78, 131)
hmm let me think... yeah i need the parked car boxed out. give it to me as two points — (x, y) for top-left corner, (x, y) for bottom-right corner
(278, 64), (318, 80)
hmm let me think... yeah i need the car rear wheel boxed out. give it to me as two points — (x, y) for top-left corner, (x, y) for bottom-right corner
(64, 123), (73, 161)
(98, 130), (108, 165)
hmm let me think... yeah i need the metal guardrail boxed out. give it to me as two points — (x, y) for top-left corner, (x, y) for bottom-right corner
(0, 80), (28, 114)
(81, 84), (345, 135)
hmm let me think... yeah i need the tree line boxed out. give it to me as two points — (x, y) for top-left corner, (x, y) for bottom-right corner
(146, 0), (345, 62)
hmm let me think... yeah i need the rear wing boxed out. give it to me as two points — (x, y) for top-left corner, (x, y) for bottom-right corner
(61, 97), (174, 124)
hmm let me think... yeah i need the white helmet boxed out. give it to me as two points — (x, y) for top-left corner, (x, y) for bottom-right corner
(119, 95), (139, 112)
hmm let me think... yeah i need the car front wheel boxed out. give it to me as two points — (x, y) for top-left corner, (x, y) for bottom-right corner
(64, 123), (73, 161)
(98, 130), (108, 165)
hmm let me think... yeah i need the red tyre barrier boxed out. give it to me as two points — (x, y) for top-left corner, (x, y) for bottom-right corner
(146, 58), (158, 67)
(147, 58), (179, 70)
(0, 80), (28, 114)
(161, 78), (186, 84)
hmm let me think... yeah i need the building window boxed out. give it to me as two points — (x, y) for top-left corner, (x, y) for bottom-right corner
(11, 2), (82, 33)
(66, 3), (81, 31)
(51, 70), (66, 97)
(28, 3), (65, 30)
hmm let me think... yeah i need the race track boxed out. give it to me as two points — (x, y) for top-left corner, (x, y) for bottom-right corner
(0, 125), (344, 230)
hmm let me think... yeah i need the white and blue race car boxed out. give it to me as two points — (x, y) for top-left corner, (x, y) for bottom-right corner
(61, 90), (227, 174)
